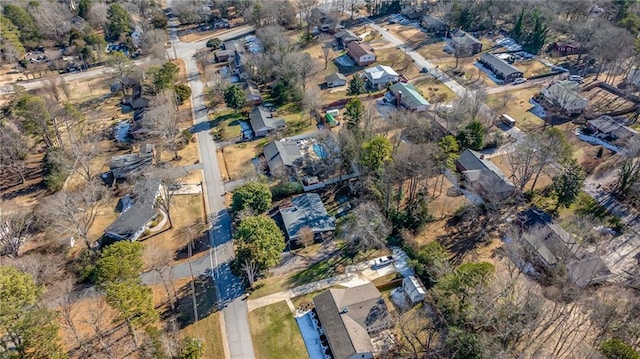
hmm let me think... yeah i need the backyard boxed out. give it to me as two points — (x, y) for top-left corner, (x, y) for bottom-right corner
(486, 87), (545, 131)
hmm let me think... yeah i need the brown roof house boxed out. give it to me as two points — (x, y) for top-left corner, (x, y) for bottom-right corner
(518, 208), (612, 287)
(346, 42), (376, 66)
(451, 30), (483, 56)
(549, 40), (580, 57)
(313, 283), (393, 359)
(455, 149), (515, 200)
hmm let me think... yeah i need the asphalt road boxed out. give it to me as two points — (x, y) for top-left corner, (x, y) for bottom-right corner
(165, 11), (256, 359)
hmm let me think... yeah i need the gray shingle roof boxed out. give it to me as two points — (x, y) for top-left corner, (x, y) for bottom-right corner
(456, 149), (515, 196)
(588, 116), (638, 143)
(313, 283), (392, 359)
(452, 32), (482, 47)
(249, 106), (286, 132)
(105, 178), (160, 240)
(263, 140), (303, 172)
(280, 193), (336, 239)
(479, 53), (523, 77)
(325, 72), (347, 83)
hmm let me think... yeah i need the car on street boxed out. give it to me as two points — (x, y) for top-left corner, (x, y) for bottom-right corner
(568, 75), (584, 83)
(513, 77), (527, 85)
(372, 255), (395, 269)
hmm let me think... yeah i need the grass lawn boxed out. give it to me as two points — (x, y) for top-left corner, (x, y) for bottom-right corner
(249, 302), (309, 359)
(210, 109), (244, 141)
(218, 141), (261, 180)
(417, 41), (449, 60)
(486, 87), (545, 131)
(180, 312), (225, 359)
(518, 59), (552, 78)
(412, 77), (457, 103)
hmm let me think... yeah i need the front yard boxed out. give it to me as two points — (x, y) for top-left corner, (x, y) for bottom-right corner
(249, 302), (308, 359)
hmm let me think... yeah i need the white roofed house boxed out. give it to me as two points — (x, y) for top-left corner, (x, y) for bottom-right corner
(363, 65), (399, 90)
(541, 80), (588, 115)
(402, 276), (426, 303)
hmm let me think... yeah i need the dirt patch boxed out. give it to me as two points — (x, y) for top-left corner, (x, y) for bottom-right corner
(218, 142), (260, 180)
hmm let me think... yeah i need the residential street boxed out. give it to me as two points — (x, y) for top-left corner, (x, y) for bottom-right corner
(164, 6), (256, 358)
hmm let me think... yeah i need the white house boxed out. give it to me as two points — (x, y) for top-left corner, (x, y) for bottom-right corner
(363, 65), (399, 89)
(402, 276), (426, 303)
(325, 72), (347, 88)
(541, 80), (588, 115)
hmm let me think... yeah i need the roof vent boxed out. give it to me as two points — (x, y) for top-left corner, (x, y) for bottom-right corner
(340, 306), (349, 314)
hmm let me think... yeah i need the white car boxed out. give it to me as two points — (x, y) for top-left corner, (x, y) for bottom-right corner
(568, 75), (584, 83)
(513, 77), (527, 85)
(372, 256), (395, 269)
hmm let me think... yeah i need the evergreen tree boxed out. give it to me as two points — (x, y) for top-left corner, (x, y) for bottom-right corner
(344, 97), (364, 130)
(552, 159), (585, 210)
(231, 181), (272, 214)
(348, 75), (366, 95)
(512, 9), (524, 42)
(360, 135), (392, 173)
(3, 4), (39, 45)
(107, 3), (132, 38)
(223, 84), (247, 112)
(234, 216), (286, 272)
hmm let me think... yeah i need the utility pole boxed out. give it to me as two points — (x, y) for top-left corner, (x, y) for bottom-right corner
(187, 239), (198, 324)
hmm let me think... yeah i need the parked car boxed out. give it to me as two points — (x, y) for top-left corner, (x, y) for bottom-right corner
(513, 77), (527, 85)
(372, 256), (395, 269)
(420, 67), (429, 73)
(568, 75), (584, 83)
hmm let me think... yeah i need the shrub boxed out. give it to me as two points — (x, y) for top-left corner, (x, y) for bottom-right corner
(174, 84), (192, 105)
(270, 181), (303, 199)
(600, 339), (640, 359)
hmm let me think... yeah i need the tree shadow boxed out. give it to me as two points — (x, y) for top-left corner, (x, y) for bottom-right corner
(174, 274), (218, 328)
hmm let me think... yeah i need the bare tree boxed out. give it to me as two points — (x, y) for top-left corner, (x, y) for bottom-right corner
(69, 132), (101, 183)
(58, 279), (90, 355)
(145, 246), (176, 312)
(83, 297), (117, 359)
(0, 122), (30, 185)
(506, 136), (540, 192)
(297, 226), (315, 248)
(0, 206), (36, 257)
(106, 53), (137, 97)
(151, 168), (187, 229)
(303, 87), (321, 124)
(296, 0), (318, 29)
(321, 39), (332, 70)
(41, 181), (109, 249)
(144, 92), (179, 161)
(139, 28), (167, 60)
(241, 258), (259, 288)
(347, 201), (391, 249)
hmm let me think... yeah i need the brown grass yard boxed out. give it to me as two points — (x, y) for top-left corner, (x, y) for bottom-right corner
(517, 59), (552, 78)
(141, 194), (206, 266)
(180, 311), (225, 359)
(249, 301), (308, 359)
(171, 59), (194, 125)
(417, 41), (450, 60)
(486, 87), (545, 131)
(218, 142), (261, 180)
(412, 76), (457, 103)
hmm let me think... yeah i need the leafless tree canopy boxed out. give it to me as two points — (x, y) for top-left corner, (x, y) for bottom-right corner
(346, 201), (391, 249)
(0, 206), (36, 257)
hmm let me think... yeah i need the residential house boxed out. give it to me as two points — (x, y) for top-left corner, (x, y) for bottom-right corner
(325, 72), (348, 88)
(363, 65), (399, 90)
(109, 144), (155, 180)
(455, 149), (516, 200)
(587, 116), (638, 149)
(212, 18), (230, 29)
(518, 208), (612, 287)
(263, 139), (304, 175)
(311, 8), (338, 32)
(214, 49), (233, 62)
(541, 80), (588, 115)
(403, 276), (426, 303)
(313, 283), (393, 359)
(346, 42), (376, 66)
(478, 53), (524, 83)
(335, 29), (360, 47)
(401, 5), (423, 20)
(223, 40), (246, 74)
(451, 30), (483, 56)
(549, 40), (580, 57)
(263, 133), (351, 189)
(389, 82), (430, 112)
(244, 81), (262, 106)
(104, 178), (161, 242)
(279, 193), (336, 245)
(249, 106), (286, 137)
(421, 15), (449, 35)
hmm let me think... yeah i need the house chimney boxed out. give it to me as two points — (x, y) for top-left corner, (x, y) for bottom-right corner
(480, 154), (485, 160)
(397, 90), (403, 108)
(340, 306), (349, 314)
